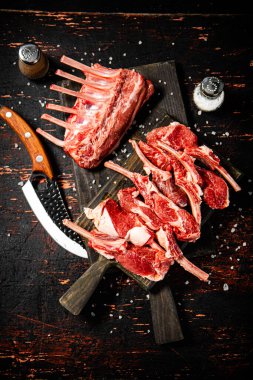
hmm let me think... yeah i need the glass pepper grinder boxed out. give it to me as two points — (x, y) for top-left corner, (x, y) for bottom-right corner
(18, 43), (49, 80)
(193, 76), (224, 112)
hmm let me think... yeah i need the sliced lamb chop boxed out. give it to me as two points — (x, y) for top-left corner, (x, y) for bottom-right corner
(135, 141), (188, 207)
(137, 140), (201, 224)
(37, 56), (154, 169)
(156, 225), (209, 282)
(197, 167), (229, 209)
(118, 188), (208, 281)
(147, 122), (240, 192)
(63, 219), (127, 259)
(117, 187), (162, 230)
(185, 145), (241, 192)
(147, 122), (198, 150)
(63, 219), (170, 281)
(105, 161), (200, 242)
(84, 198), (154, 246)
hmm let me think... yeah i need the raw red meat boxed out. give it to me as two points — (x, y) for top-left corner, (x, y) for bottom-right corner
(197, 167), (229, 209)
(84, 198), (154, 246)
(37, 56), (154, 169)
(130, 139), (187, 208)
(118, 188), (208, 281)
(63, 219), (171, 281)
(138, 140), (202, 224)
(147, 122), (198, 150)
(147, 122), (241, 192)
(117, 187), (162, 230)
(156, 225), (208, 282)
(105, 161), (200, 242)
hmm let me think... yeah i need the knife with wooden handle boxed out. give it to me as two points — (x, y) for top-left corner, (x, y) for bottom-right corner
(0, 105), (87, 258)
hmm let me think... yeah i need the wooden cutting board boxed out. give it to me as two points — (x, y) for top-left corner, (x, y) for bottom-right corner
(60, 61), (242, 344)
(62, 60), (221, 262)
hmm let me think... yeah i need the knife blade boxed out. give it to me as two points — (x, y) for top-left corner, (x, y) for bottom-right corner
(0, 105), (87, 258)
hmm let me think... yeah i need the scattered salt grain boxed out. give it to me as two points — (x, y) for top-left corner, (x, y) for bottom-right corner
(14, 143), (18, 148)
(172, 42), (175, 45)
(109, 56), (113, 60)
(248, 192), (252, 196)
(223, 283), (229, 291)
(185, 280), (189, 285)
(164, 81), (167, 85)
(216, 235), (219, 239)
(158, 79), (162, 83)
(13, 61), (16, 65)
(146, 294), (150, 300)
(248, 179), (252, 183)
(7, 233), (11, 237)
(225, 132), (229, 136)
(130, 300), (133, 303)
(138, 40), (143, 45)
(211, 254), (216, 259)
(211, 131), (216, 135)
(116, 293), (119, 297)
(91, 312), (95, 317)
(170, 92), (174, 95)
(106, 177), (110, 180)
(243, 242), (247, 246)
(231, 266), (234, 269)
(237, 258), (240, 261)
(57, 44), (60, 47)
(197, 110), (202, 115)
(231, 228), (235, 233)
(119, 315), (122, 319)
(18, 181), (24, 186)
(98, 184), (102, 188)
(92, 179), (96, 184)
(27, 82), (30, 86)
(155, 118), (159, 122)
(123, 52), (126, 56)
(178, 302), (181, 306)
(147, 330), (150, 333)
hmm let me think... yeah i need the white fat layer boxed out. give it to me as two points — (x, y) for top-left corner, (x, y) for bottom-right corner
(156, 228), (168, 251)
(95, 208), (118, 237)
(125, 226), (151, 246)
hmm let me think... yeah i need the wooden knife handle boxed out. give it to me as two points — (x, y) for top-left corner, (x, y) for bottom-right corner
(59, 255), (112, 315)
(149, 282), (184, 344)
(0, 105), (53, 179)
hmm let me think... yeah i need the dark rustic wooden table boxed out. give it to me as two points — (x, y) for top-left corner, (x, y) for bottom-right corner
(0, 5), (252, 379)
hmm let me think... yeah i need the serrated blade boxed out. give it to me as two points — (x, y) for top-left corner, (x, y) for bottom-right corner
(22, 179), (87, 258)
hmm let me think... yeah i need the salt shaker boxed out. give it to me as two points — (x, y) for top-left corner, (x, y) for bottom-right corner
(18, 43), (49, 80)
(193, 76), (224, 112)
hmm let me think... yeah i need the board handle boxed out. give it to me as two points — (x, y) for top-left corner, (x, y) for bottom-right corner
(149, 282), (184, 344)
(59, 255), (111, 315)
(0, 105), (53, 179)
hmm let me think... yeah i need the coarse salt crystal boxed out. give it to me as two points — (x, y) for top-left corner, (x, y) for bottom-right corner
(91, 312), (95, 317)
(223, 283), (229, 291)
(185, 280), (189, 285)
(231, 228), (235, 233)
(212, 131), (216, 135)
(138, 40), (142, 45)
(119, 315), (122, 319)
(243, 242), (246, 246)
(197, 110), (202, 115)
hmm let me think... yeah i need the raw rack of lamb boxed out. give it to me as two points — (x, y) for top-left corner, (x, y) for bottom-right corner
(37, 56), (154, 169)
(63, 122), (241, 283)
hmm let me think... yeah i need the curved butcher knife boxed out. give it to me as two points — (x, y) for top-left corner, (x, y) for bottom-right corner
(0, 105), (87, 258)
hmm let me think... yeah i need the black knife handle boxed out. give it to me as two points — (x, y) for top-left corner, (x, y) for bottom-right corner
(0, 105), (53, 179)
(59, 255), (112, 315)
